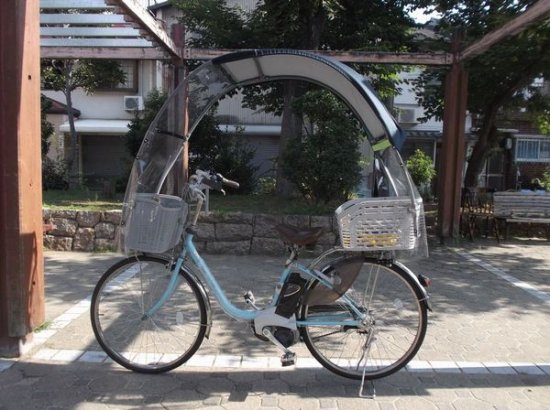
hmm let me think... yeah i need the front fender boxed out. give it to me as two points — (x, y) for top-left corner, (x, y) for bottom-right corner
(182, 264), (213, 338)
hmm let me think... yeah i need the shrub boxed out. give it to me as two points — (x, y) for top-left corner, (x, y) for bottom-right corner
(406, 149), (436, 186)
(210, 134), (258, 194)
(532, 168), (550, 191)
(41, 96), (54, 156)
(190, 115), (258, 194)
(126, 89), (167, 157)
(42, 157), (68, 190)
(125, 91), (259, 194)
(280, 90), (364, 203)
(406, 149), (436, 200)
(255, 176), (276, 195)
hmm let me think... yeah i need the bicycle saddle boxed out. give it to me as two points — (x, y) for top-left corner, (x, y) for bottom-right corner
(274, 224), (324, 246)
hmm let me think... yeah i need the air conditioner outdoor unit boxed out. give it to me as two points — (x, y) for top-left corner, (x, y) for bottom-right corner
(397, 108), (418, 124)
(124, 96), (144, 111)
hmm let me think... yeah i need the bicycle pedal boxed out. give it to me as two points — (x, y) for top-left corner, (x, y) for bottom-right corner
(281, 352), (296, 367)
(244, 291), (260, 310)
(244, 290), (255, 302)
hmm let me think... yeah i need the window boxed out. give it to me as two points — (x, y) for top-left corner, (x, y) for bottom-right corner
(41, 60), (138, 92)
(97, 60), (138, 92)
(117, 60), (138, 91)
(515, 138), (550, 162)
(541, 140), (550, 159)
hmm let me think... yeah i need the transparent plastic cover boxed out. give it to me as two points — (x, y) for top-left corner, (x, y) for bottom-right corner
(120, 50), (427, 258)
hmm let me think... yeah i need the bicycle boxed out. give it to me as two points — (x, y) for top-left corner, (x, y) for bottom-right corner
(90, 169), (431, 389)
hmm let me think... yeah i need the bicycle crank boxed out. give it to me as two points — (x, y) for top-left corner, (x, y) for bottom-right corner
(262, 327), (297, 366)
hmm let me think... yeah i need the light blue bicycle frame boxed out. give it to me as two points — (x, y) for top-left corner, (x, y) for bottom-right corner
(145, 232), (366, 329)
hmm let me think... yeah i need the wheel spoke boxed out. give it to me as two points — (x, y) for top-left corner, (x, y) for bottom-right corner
(91, 257), (207, 373)
(301, 259), (427, 380)
(309, 328), (349, 340)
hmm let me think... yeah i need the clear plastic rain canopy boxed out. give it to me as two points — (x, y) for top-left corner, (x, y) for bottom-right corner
(122, 49), (427, 258)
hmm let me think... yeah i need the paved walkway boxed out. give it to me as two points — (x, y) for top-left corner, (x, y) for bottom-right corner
(1, 238), (550, 409)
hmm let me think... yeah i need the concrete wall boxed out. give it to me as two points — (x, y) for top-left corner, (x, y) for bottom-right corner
(394, 68), (443, 132)
(42, 60), (160, 121)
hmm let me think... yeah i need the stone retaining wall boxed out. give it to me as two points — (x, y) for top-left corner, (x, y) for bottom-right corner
(43, 209), (122, 252)
(43, 209), (339, 255)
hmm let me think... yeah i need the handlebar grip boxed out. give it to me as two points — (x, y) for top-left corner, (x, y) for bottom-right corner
(220, 176), (240, 189)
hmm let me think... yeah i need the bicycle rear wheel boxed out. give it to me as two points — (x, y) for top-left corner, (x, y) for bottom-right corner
(299, 257), (428, 380)
(90, 256), (208, 373)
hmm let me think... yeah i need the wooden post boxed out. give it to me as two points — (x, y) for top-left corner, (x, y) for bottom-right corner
(172, 23), (189, 181)
(0, 0), (45, 356)
(438, 32), (468, 240)
(182, 66), (189, 182)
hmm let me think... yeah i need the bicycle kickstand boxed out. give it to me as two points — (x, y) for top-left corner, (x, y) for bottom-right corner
(358, 332), (376, 399)
(359, 369), (376, 399)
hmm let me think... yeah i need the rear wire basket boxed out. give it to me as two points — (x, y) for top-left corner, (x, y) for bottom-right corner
(124, 193), (188, 254)
(335, 197), (419, 251)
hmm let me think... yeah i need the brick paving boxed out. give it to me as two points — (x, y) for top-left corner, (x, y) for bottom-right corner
(1, 238), (550, 409)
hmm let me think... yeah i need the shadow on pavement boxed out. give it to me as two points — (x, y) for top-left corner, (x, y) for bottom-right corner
(1, 361), (549, 409)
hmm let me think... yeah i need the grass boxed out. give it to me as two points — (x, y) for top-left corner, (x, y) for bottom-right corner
(43, 189), (123, 212)
(42, 189), (338, 215)
(33, 321), (51, 332)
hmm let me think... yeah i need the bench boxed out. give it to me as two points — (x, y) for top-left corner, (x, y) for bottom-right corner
(493, 191), (550, 240)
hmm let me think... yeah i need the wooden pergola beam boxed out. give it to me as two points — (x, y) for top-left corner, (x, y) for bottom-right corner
(107, 0), (182, 61)
(460, 0), (550, 61)
(41, 0), (114, 9)
(185, 48), (453, 66)
(41, 46), (169, 60)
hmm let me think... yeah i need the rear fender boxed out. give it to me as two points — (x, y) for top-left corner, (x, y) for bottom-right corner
(307, 255), (432, 312)
(392, 260), (432, 311)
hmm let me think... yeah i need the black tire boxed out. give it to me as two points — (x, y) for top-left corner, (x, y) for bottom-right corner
(299, 257), (428, 380)
(90, 256), (208, 373)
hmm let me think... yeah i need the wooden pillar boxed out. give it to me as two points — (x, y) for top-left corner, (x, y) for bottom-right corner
(180, 73), (189, 184)
(0, 0), (45, 356)
(172, 23), (189, 181)
(438, 33), (468, 240)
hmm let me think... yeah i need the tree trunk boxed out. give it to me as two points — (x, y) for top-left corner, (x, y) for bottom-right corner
(464, 112), (498, 188)
(62, 62), (80, 189)
(274, 4), (326, 197)
(66, 90), (80, 189)
(275, 80), (303, 196)
(463, 137), (488, 188)
(463, 55), (546, 188)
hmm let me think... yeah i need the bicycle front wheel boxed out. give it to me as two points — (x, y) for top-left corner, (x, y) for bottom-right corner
(90, 256), (208, 373)
(300, 257), (428, 380)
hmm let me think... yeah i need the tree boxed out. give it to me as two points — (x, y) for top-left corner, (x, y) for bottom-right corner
(126, 89), (167, 158)
(189, 113), (259, 194)
(281, 89), (365, 203)
(40, 95), (54, 157)
(415, 0), (550, 188)
(41, 59), (126, 188)
(124, 88), (258, 194)
(173, 0), (420, 195)
(41, 95), (68, 190)
(406, 148), (436, 199)
(536, 109), (550, 136)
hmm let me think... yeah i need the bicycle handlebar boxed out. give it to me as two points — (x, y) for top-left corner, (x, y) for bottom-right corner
(218, 174), (240, 189)
(194, 169), (240, 192)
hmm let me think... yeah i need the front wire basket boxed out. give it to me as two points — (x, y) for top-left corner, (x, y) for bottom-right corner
(336, 196), (421, 251)
(124, 193), (188, 254)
